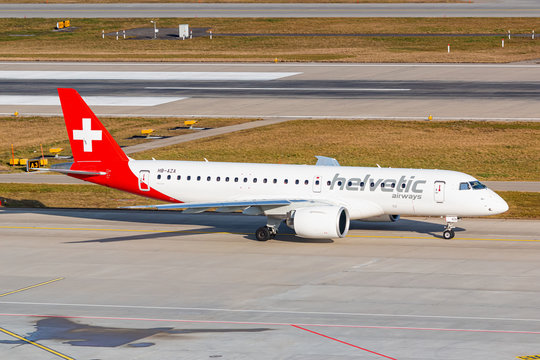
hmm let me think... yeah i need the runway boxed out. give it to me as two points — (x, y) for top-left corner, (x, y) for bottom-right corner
(2, 62), (540, 120)
(0, 208), (539, 359)
(1, 1), (540, 18)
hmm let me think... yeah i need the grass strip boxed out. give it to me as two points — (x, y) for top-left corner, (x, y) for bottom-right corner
(0, 184), (537, 219)
(4, 119), (539, 181)
(133, 120), (540, 181)
(0, 17), (538, 62)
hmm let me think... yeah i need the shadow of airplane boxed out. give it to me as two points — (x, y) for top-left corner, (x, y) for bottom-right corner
(0, 317), (271, 348)
(2, 208), (459, 243)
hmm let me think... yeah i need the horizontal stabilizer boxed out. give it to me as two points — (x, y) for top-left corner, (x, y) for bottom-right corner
(31, 168), (106, 176)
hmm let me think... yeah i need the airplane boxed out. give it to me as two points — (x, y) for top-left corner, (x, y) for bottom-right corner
(37, 88), (509, 241)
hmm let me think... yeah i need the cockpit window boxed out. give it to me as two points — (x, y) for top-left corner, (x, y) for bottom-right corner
(459, 182), (470, 190)
(469, 180), (487, 190)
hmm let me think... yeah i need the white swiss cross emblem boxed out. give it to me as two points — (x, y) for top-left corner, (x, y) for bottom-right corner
(73, 118), (102, 152)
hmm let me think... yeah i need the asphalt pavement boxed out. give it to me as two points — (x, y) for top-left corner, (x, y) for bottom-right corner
(1, 62), (539, 120)
(1, 1), (540, 18)
(0, 208), (539, 359)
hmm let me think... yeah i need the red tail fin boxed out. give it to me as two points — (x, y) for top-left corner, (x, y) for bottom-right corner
(58, 88), (128, 165)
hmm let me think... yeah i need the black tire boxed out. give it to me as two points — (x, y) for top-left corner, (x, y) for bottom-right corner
(443, 229), (455, 239)
(255, 226), (271, 241)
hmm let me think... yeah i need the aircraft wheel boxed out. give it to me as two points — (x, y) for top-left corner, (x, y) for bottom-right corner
(255, 226), (271, 241)
(443, 229), (455, 239)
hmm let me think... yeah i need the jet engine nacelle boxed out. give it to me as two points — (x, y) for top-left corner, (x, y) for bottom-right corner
(361, 215), (400, 222)
(286, 206), (350, 239)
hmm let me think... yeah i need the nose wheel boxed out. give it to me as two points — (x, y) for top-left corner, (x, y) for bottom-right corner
(443, 229), (455, 239)
(442, 216), (458, 239)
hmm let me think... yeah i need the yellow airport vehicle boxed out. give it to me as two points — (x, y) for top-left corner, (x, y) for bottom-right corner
(141, 129), (155, 137)
(49, 148), (63, 156)
(184, 120), (198, 128)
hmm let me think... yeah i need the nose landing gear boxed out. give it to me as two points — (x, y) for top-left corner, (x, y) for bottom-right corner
(442, 216), (459, 239)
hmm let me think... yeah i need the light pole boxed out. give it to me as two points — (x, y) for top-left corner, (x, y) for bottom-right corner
(150, 20), (157, 39)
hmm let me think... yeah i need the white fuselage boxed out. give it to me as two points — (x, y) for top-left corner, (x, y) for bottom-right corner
(128, 160), (509, 219)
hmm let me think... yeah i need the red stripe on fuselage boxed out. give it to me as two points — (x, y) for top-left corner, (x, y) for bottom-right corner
(70, 160), (181, 203)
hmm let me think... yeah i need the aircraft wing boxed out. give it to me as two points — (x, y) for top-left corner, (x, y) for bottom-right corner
(124, 199), (329, 214)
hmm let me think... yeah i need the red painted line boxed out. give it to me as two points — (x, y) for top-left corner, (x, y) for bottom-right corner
(292, 324), (397, 360)
(1, 313), (540, 335)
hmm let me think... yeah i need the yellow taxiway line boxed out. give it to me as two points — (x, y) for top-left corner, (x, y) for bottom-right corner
(0, 326), (74, 360)
(0, 225), (538, 242)
(0, 277), (64, 298)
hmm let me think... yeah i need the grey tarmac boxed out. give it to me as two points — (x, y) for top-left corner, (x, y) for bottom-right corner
(1, 62), (540, 121)
(0, 208), (539, 360)
(1, 1), (540, 18)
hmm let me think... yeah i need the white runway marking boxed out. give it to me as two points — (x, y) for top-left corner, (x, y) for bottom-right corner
(0, 71), (300, 81)
(0, 95), (186, 106)
(146, 86), (411, 92)
(2, 301), (540, 323)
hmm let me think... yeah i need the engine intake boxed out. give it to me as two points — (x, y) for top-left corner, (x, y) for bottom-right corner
(286, 206), (350, 239)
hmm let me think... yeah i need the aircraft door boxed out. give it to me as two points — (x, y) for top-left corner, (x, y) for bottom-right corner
(139, 170), (150, 191)
(434, 181), (445, 203)
(312, 176), (322, 193)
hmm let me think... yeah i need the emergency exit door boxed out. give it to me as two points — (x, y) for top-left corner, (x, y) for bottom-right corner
(312, 176), (322, 193)
(434, 181), (445, 203)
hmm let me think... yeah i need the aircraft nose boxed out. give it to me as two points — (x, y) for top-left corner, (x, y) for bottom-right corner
(489, 193), (509, 214)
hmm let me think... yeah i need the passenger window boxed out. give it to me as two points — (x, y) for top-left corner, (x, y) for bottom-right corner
(217, 176), (220, 182)
(381, 183), (385, 188)
(327, 181), (331, 186)
(225, 177), (230, 182)
(273, 179), (277, 184)
(187, 175), (191, 181)
(305, 180), (309, 185)
(167, 175), (171, 180)
(157, 174), (161, 180)
(253, 178), (257, 183)
(263, 178), (268, 184)
(459, 182), (470, 190)
(347, 181), (352, 187)
(315, 180), (320, 185)
(243, 177), (248, 183)
(337, 181), (342, 186)
(234, 177), (238, 182)
(360, 182), (364, 187)
(177, 175), (181, 180)
(370, 182), (374, 187)
(401, 183), (406, 189)
(284, 179), (288, 184)
(197, 176), (201, 181)
(295, 179), (299, 185)
(391, 183), (395, 188)
(207, 176), (211, 181)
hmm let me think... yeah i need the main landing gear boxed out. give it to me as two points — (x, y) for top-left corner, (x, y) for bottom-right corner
(255, 216), (281, 241)
(255, 226), (277, 241)
(442, 216), (459, 239)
